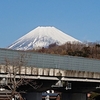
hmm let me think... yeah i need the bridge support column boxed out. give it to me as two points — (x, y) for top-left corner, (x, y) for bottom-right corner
(62, 93), (87, 100)
(25, 92), (42, 100)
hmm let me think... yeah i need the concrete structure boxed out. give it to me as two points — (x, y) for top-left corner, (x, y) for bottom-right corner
(0, 48), (100, 99)
(62, 93), (87, 100)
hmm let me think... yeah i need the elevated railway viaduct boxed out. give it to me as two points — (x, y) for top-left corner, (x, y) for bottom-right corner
(0, 48), (100, 100)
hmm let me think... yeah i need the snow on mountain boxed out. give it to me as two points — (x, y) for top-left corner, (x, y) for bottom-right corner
(8, 26), (80, 50)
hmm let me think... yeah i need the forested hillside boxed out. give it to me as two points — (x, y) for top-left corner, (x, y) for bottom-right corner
(32, 42), (100, 59)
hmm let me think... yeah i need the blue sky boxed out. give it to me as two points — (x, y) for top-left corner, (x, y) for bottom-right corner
(0, 0), (100, 48)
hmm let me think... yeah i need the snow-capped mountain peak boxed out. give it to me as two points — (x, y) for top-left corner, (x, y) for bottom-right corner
(8, 26), (80, 50)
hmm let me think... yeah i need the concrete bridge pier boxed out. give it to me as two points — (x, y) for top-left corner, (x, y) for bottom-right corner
(24, 92), (42, 100)
(62, 93), (87, 100)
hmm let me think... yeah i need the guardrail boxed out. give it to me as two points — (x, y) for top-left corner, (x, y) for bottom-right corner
(0, 48), (100, 73)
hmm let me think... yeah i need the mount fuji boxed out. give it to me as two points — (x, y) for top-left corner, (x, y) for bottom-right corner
(8, 26), (80, 50)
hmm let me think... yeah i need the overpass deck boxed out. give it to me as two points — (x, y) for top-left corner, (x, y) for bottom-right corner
(0, 48), (100, 94)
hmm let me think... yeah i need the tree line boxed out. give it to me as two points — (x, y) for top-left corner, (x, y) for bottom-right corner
(31, 41), (100, 59)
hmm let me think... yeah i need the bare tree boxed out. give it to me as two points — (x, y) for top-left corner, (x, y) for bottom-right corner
(0, 53), (43, 100)
(3, 53), (28, 100)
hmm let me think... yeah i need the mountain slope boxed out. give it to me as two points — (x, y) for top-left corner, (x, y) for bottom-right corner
(8, 26), (80, 50)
